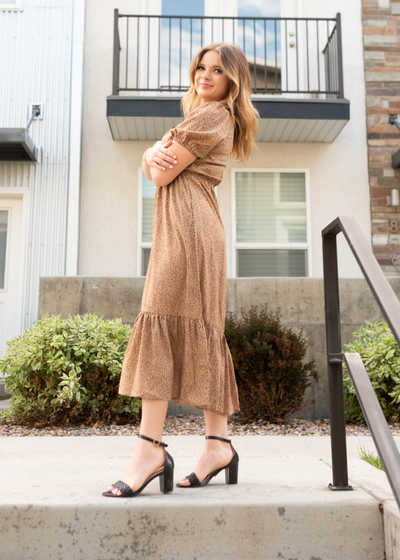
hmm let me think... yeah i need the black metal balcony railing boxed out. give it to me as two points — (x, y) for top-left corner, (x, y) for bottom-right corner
(112, 10), (344, 99)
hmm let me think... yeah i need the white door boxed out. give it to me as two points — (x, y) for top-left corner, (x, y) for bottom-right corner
(280, 0), (303, 98)
(0, 195), (25, 368)
(236, 0), (284, 96)
(280, 0), (332, 100)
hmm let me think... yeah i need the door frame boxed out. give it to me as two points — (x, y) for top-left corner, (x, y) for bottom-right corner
(0, 187), (30, 337)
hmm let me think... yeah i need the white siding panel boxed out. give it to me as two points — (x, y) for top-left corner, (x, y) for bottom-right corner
(296, 120), (319, 142)
(280, 119), (302, 142)
(110, 115), (348, 143)
(305, 120), (328, 142)
(125, 117), (138, 140)
(0, 0), (74, 330)
(321, 120), (348, 143)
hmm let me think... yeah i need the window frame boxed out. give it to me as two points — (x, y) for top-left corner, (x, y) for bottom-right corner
(0, 208), (10, 292)
(0, 0), (23, 10)
(138, 167), (219, 277)
(138, 168), (151, 277)
(231, 167), (312, 278)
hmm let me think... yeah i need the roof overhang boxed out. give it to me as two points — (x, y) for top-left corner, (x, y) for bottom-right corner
(107, 96), (350, 143)
(0, 128), (39, 162)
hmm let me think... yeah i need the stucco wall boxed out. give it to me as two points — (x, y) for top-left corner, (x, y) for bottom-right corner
(79, 0), (371, 279)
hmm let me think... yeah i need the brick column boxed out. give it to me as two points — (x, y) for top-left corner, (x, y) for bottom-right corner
(362, 0), (400, 275)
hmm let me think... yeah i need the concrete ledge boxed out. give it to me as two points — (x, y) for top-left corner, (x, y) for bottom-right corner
(37, 277), (400, 419)
(322, 454), (400, 560)
(0, 436), (390, 560)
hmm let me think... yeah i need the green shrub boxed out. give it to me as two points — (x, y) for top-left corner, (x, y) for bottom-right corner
(0, 314), (141, 427)
(343, 319), (400, 424)
(225, 303), (319, 422)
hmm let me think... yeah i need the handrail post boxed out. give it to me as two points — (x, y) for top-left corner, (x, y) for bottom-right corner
(112, 9), (120, 95)
(322, 232), (353, 490)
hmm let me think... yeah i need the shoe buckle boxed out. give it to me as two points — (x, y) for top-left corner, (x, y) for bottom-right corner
(153, 438), (161, 446)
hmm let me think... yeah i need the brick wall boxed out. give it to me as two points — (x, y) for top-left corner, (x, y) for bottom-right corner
(362, 0), (400, 275)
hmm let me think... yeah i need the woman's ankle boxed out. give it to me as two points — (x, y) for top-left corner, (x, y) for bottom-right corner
(135, 438), (165, 455)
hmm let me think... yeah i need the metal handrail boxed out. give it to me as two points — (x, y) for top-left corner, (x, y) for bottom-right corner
(322, 215), (400, 511)
(111, 9), (344, 98)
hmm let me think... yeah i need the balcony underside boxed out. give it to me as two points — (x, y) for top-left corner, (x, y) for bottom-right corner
(107, 96), (350, 143)
(0, 128), (38, 162)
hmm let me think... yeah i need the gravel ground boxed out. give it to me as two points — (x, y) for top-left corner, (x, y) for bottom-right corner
(1, 412), (400, 437)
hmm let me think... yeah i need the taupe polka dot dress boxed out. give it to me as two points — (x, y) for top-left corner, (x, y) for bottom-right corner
(118, 101), (240, 416)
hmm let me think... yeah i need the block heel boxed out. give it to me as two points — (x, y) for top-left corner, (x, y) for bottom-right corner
(176, 435), (239, 488)
(103, 434), (174, 498)
(225, 459), (238, 484)
(159, 467), (174, 493)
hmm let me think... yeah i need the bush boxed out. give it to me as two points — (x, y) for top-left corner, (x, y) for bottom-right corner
(343, 319), (400, 424)
(0, 314), (141, 427)
(225, 303), (318, 422)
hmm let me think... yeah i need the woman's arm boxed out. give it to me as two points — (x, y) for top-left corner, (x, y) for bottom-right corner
(142, 139), (181, 182)
(142, 149), (153, 181)
(149, 141), (196, 188)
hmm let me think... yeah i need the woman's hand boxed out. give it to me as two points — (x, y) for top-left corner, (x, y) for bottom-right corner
(146, 140), (178, 171)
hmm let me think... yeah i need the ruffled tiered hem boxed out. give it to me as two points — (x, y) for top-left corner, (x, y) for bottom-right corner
(118, 311), (240, 416)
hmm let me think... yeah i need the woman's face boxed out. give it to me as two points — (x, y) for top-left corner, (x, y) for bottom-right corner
(194, 50), (230, 104)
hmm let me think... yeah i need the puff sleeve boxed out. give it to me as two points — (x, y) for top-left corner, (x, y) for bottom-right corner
(168, 101), (231, 159)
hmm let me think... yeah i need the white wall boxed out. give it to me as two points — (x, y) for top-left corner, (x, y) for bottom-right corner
(0, 0), (75, 329)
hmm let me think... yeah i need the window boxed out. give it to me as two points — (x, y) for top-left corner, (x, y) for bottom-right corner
(0, 0), (23, 9)
(232, 170), (310, 277)
(139, 173), (156, 276)
(160, 0), (205, 90)
(139, 170), (219, 276)
(0, 210), (8, 289)
(237, 0), (281, 82)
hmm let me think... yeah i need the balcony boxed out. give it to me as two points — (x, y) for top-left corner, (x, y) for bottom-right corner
(107, 11), (350, 143)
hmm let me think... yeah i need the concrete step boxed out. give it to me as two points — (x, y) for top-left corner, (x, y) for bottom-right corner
(1, 435), (397, 559)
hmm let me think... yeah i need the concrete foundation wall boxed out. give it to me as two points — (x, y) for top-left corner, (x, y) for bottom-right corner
(35, 277), (400, 419)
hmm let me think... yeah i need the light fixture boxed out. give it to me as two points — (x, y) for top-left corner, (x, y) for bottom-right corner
(387, 188), (400, 207)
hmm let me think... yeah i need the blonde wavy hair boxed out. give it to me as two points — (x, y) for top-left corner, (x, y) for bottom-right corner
(180, 42), (260, 163)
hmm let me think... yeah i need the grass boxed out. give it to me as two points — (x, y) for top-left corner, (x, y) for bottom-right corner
(358, 444), (384, 471)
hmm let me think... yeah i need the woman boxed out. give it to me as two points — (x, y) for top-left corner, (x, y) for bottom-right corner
(103, 42), (259, 497)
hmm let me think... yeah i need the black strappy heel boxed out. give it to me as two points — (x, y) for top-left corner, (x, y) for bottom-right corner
(102, 434), (174, 497)
(176, 435), (239, 488)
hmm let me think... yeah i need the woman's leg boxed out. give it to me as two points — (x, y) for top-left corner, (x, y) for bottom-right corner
(106, 398), (169, 495)
(178, 410), (234, 486)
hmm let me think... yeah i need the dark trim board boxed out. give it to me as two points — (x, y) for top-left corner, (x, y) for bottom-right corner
(392, 148), (400, 169)
(107, 95), (350, 121)
(0, 128), (38, 162)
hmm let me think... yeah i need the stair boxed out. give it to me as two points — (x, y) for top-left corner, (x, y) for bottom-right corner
(0, 435), (396, 560)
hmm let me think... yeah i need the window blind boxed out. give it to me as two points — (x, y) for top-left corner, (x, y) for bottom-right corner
(142, 175), (156, 243)
(237, 249), (307, 277)
(0, 210), (8, 289)
(236, 172), (307, 244)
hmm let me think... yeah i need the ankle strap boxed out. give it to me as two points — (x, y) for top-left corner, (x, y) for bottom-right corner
(205, 435), (231, 443)
(138, 434), (168, 447)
